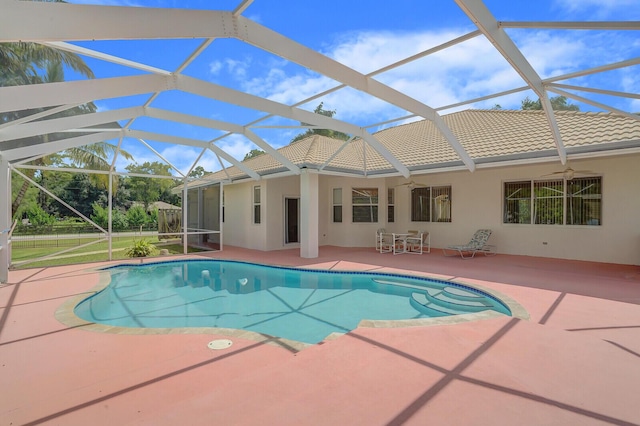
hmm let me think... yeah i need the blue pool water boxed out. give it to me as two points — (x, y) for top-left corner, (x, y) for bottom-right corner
(75, 259), (511, 344)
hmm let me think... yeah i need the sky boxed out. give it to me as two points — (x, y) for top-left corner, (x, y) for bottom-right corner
(58, 0), (640, 176)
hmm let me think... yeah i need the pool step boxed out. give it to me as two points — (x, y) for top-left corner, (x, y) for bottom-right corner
(410, 293), (465, 317)
(371, 278), (495, 317)
(411, 290), (493, 316)
(442, 286), (487, 302)
(423, 288), (492, 312)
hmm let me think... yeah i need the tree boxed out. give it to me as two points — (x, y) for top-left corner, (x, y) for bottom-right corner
(59, 173), (107, 218)
(90, 203), (129, 231)
(243, 149), (265, 161)
(4, 53), (132, 217)
(25, 204), (55, 226)
(290, 102), (350, 144)
(126, 205), (148, 228)
(0, 39), (94, 87)
(123, 162), (181, 207)
(521, 95), (580, 111)
(189, 166), (209, 178)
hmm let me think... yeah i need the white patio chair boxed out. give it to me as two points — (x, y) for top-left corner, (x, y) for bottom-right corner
(375, 228), (386, 252)
(405, 231), (430, 254)
(379, 232), (397, 253)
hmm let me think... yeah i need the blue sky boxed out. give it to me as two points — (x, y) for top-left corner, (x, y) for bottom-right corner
(63, 0), (640, 176)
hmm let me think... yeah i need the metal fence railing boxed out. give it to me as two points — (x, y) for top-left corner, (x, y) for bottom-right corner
(11, 224), (158, 249)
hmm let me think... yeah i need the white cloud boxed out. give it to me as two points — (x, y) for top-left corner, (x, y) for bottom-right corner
(114, 140), (189, 176)
(114, 133), (261, 175)
(248, 71), (336, 105)
(224, 58), (251, 79)
(196, 24), (636, 158)
(209, 60), (223, 75)
(93, 101), (111, 112)
(214, 134), (256, 162)
(554, 0), (639, 18)
(520, 42), (578, 79)
(232, 26), (636, 121)
(209, 57), (253, 79)
(621, 71), (640, 112)
(235, 29), (527, 119)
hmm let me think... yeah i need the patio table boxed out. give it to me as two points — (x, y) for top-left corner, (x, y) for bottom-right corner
(378, 233), (413, 255)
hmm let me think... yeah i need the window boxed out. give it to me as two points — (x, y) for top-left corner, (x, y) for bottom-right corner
(504, 181), (531, 224)
(534, 180), (563, 225)
(352, 188), (378, 223)
(332, 188), (342, 223)
(387, 188), (395, 223)
(503, 177), (601, 225)
(253, 185), (261, 224)
(222, 190), (225, 223)
(567, 178), (602, 225)
(411, 186), (451, 222)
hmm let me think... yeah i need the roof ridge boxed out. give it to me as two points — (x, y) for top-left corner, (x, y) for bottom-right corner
(304, 134), (320, 163)
(462, 109), (614, 117)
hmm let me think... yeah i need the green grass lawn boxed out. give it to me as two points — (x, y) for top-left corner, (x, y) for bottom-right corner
(11, 237), (208, 269)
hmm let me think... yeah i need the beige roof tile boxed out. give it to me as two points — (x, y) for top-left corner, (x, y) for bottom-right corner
(197, 109), (640, 184)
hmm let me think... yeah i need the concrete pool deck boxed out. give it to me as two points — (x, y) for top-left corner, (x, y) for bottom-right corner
(1, 246), (639, 425)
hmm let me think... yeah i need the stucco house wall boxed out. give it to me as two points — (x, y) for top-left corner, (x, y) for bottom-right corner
(264, 176), (300, 251)
(320, 175), (389, 248)
(219, 181), (266, 250)
(219, 153), (640, 265)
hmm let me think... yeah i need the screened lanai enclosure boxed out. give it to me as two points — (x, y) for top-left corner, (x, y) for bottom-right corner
(1, 0), (639, 283)
(185, 184), (223, 250)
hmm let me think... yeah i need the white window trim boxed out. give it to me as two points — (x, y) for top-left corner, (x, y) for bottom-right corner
(351, 187), (379, 223)
(332, 187), (343, 223)
(410, 185), (452, 223)
(502, 177), (602, 226)
(253, 185), (261, 225)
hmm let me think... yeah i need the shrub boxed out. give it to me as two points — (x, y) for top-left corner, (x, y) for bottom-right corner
(90, 203), (129, 231)
(148, 207), (158, 227)
(90, 203), (108, 229)
(124, 239), (158, 258)
(26, 205), (55, 226)
(111, 209), (129, 231)
(126, 205), (148, 228)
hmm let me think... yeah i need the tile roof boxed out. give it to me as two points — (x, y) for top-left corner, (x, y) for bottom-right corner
(197, 109), (640, 185)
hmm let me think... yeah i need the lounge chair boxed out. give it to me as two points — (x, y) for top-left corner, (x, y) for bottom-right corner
(442, 229), (496, 259)
(405, 231), (430, 254)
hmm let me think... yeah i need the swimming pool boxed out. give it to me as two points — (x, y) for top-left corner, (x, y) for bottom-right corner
(74, 259), (511, 344)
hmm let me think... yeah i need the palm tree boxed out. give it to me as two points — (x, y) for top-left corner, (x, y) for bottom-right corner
(3, 48), (132, 216)
(1, 41), (94, 87)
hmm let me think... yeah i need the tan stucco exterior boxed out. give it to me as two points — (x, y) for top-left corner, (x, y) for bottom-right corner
(216, 153), (640, 265)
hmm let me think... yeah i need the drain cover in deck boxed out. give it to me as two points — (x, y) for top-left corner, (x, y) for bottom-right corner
(208, 339), (233, 350)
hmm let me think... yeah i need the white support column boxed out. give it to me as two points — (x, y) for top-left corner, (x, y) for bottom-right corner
(1, 155), (10, 283)
(300, 169), (319, 259)
(182, 181), (188, 255)
(198, 187), (204, 245)
(108, 170), (113, 261)
(219, 183), (224, 251)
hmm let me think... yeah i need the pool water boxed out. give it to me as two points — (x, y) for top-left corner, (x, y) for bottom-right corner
(75, 260), (511, 344)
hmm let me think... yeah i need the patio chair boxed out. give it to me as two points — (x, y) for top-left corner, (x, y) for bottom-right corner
(405, 231), (430, 254)
(375, 228), (387, 251)
(379, 232), (397, 253)
(442, 229), (496, 259)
